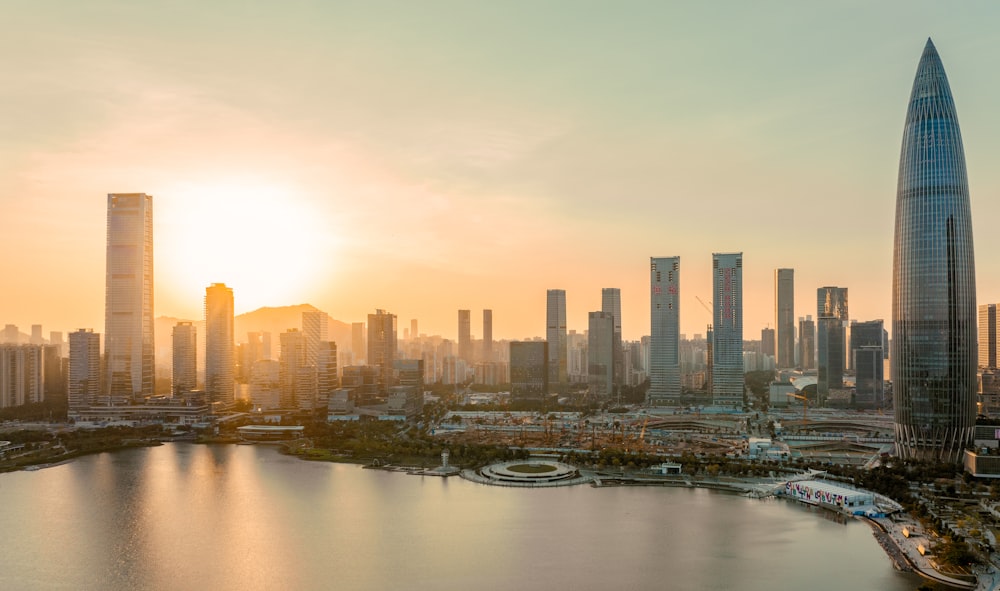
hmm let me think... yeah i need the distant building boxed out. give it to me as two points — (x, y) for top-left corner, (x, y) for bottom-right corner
(367, 309), (397, 393)
(0, 345), (45, 409)
(980, 304), (999, 369)
(588, 311), (614, 400)
(510, 341), (548, 401)
(302, 309), (329, 367)
(279, 329), (307, 408)
(798, 316), (815, 370)
(817, 287), (848, 398)
(775, 269), (794, 368)
(205, 283), (234, 405)
(351, 322), (365, 364)
(601, 288), (623, 387)
(712, 253), (743, 407)
(482, 309), (493, 362)
(172, 322), (197, 397)
(649, 257), (681, 406)
(68, 330), (101, 411)
(104, 193), (154, 401)
(546, 290), (567, 389)
(761, 328), (775, 358)
(316, 341), (338, 408)
(458, 309), (472, 363)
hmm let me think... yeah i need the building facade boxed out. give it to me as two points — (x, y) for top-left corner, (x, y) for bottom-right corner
(482, 309), (493, 362)
(546, 290), (567, 389)
(588, 311), (615, 400)
(68, 329), (101, 411)
(893, 39), (978, 461)
(172, 322), (197, 397)
(649, 257), (681, 405)
(367, 309), (397, 393)
(798, 316), (815, 370)
(205, 283), (234, 405)
(775, 269), (795, 368)
(510, 341), (548, 401)
(104, 193), (154, 401)
(458, 309), (472, 363)
(817, 287), (848, 397)
(980, 304), (998, 369)
(712, 253), (743, 407)
(601, 288), (623, 387)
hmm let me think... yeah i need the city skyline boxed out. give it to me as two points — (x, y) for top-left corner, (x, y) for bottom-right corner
(4, 5), (1000, 341)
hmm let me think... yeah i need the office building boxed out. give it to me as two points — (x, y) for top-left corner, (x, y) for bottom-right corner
(798, 316), (815, 369)
(893, 40), (978, 461)
(761, 328), (775, 359)
(510, 341), (548, 401)
(482, 309), (493, 362)
(458, 309), (472, 363)
(546, 289), (567, 389)
(601, 288), (623, 387)
(852, 320), (886, 408)
(367, 309), (397, 393)
(279, 329), (307, 408)
(205, 283), (234, 405)
(649, 256), (681, 405)
(302, 309), (329, 367)
(817, 287), (848, 398)
(68, 329), (100, 411)
(980, 304), (999, 369)
(775, 269), (795, 368)
(104, 193), (154, 401)
(712, 253), (743, 406)
(351, 322), (365, 364)
(316, 341), (338, 408)
(172, 322), (197, 397)
(588, 311), (615, 400)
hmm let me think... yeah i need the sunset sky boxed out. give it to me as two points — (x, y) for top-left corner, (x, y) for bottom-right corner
(3, 1), (1000, 342)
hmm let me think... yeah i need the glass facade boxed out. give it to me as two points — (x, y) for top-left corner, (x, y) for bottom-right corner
(893, 39), (977, 462)
(546, 290), (567, 388)
(649, 257), (680, 405)
(712, 253), (743, 407)
(104, 193), (154, 401)
(775, 269), (794, 368)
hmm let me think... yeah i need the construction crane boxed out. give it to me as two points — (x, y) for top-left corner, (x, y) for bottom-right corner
(695, 296), (712, 317)
(786, 392), (809, 423)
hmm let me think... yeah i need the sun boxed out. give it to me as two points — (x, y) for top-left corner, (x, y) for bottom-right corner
(156, 178), (334, 315)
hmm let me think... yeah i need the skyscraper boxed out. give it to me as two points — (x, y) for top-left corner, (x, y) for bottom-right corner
(351, 322), (365, 364)
(302, 309), (329, 367)
(172, 322), (197, 397)
(712, 253), (743, 407)
(817, 286), (848, 397)
(368, 309), (397, 393)
(893, 39), (978, 462)
(601, 288), (623, 388)
(775, 269), (794, 368)
(510, 341), (548, 401)
(104, 193), (154, 401)
(205, 283), (234, 404)
(588, 311), (614, 400)
(851, 320), (886, 408)
(482, 309), (493, 362)
(68, 329), (100, 411)
(798, 316), (815, 370)
(546, 290), (567, 389)
(649, 257), (680, 406)
(979, 304), (998, 369)
(458, 309), (472, 363)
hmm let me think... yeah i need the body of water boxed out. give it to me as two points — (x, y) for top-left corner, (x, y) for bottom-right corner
(0, 444), (921, 590)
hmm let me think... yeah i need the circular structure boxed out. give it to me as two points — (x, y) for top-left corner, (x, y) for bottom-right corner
(463, 459), (591, 488)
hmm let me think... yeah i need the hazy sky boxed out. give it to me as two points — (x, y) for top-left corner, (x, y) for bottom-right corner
(3, 1), (1000, 342)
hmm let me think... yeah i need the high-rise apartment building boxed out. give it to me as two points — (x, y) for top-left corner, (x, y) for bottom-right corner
(601, 288), (623, 388)
(316, 341), (338, 408)
(104, 193), (154, 401)
(546, 290), (567, 389)
(979, 304), (998, 369)
(279, 329), (307, 408)
(482, 309), (493, 362)
(649, 257), (680, 406)
(817, 286), (848, 397)
(205, 283), (234, 405)
(0, 345), (44, 409)
(588, 311), (615, 400)
(458, 309), (472, 363)
(68, 329), (100, 411)
(368, 309), (397, 393)
(761, 328), (776, 358)
(712, 253), (743, 406)
(775, 269), (794, 368)
(172, 322), (197, 397)
(893, 40), (978, 461)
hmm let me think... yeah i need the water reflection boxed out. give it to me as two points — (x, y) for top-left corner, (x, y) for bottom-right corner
(0, 444), (921, 591)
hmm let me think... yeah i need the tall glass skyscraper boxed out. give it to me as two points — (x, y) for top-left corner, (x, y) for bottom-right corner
(546, 290), (567, 389)
(775, 269), (794, 368)
(893, 39), (977, 462)
(649, 257), (680, 406)
(104, 193), (154, 401)
(712, 253), (743, 407)
(205, 283), (235, 405)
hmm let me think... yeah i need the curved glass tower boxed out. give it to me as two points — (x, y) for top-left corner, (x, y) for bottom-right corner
(893, 39), (977, 462)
